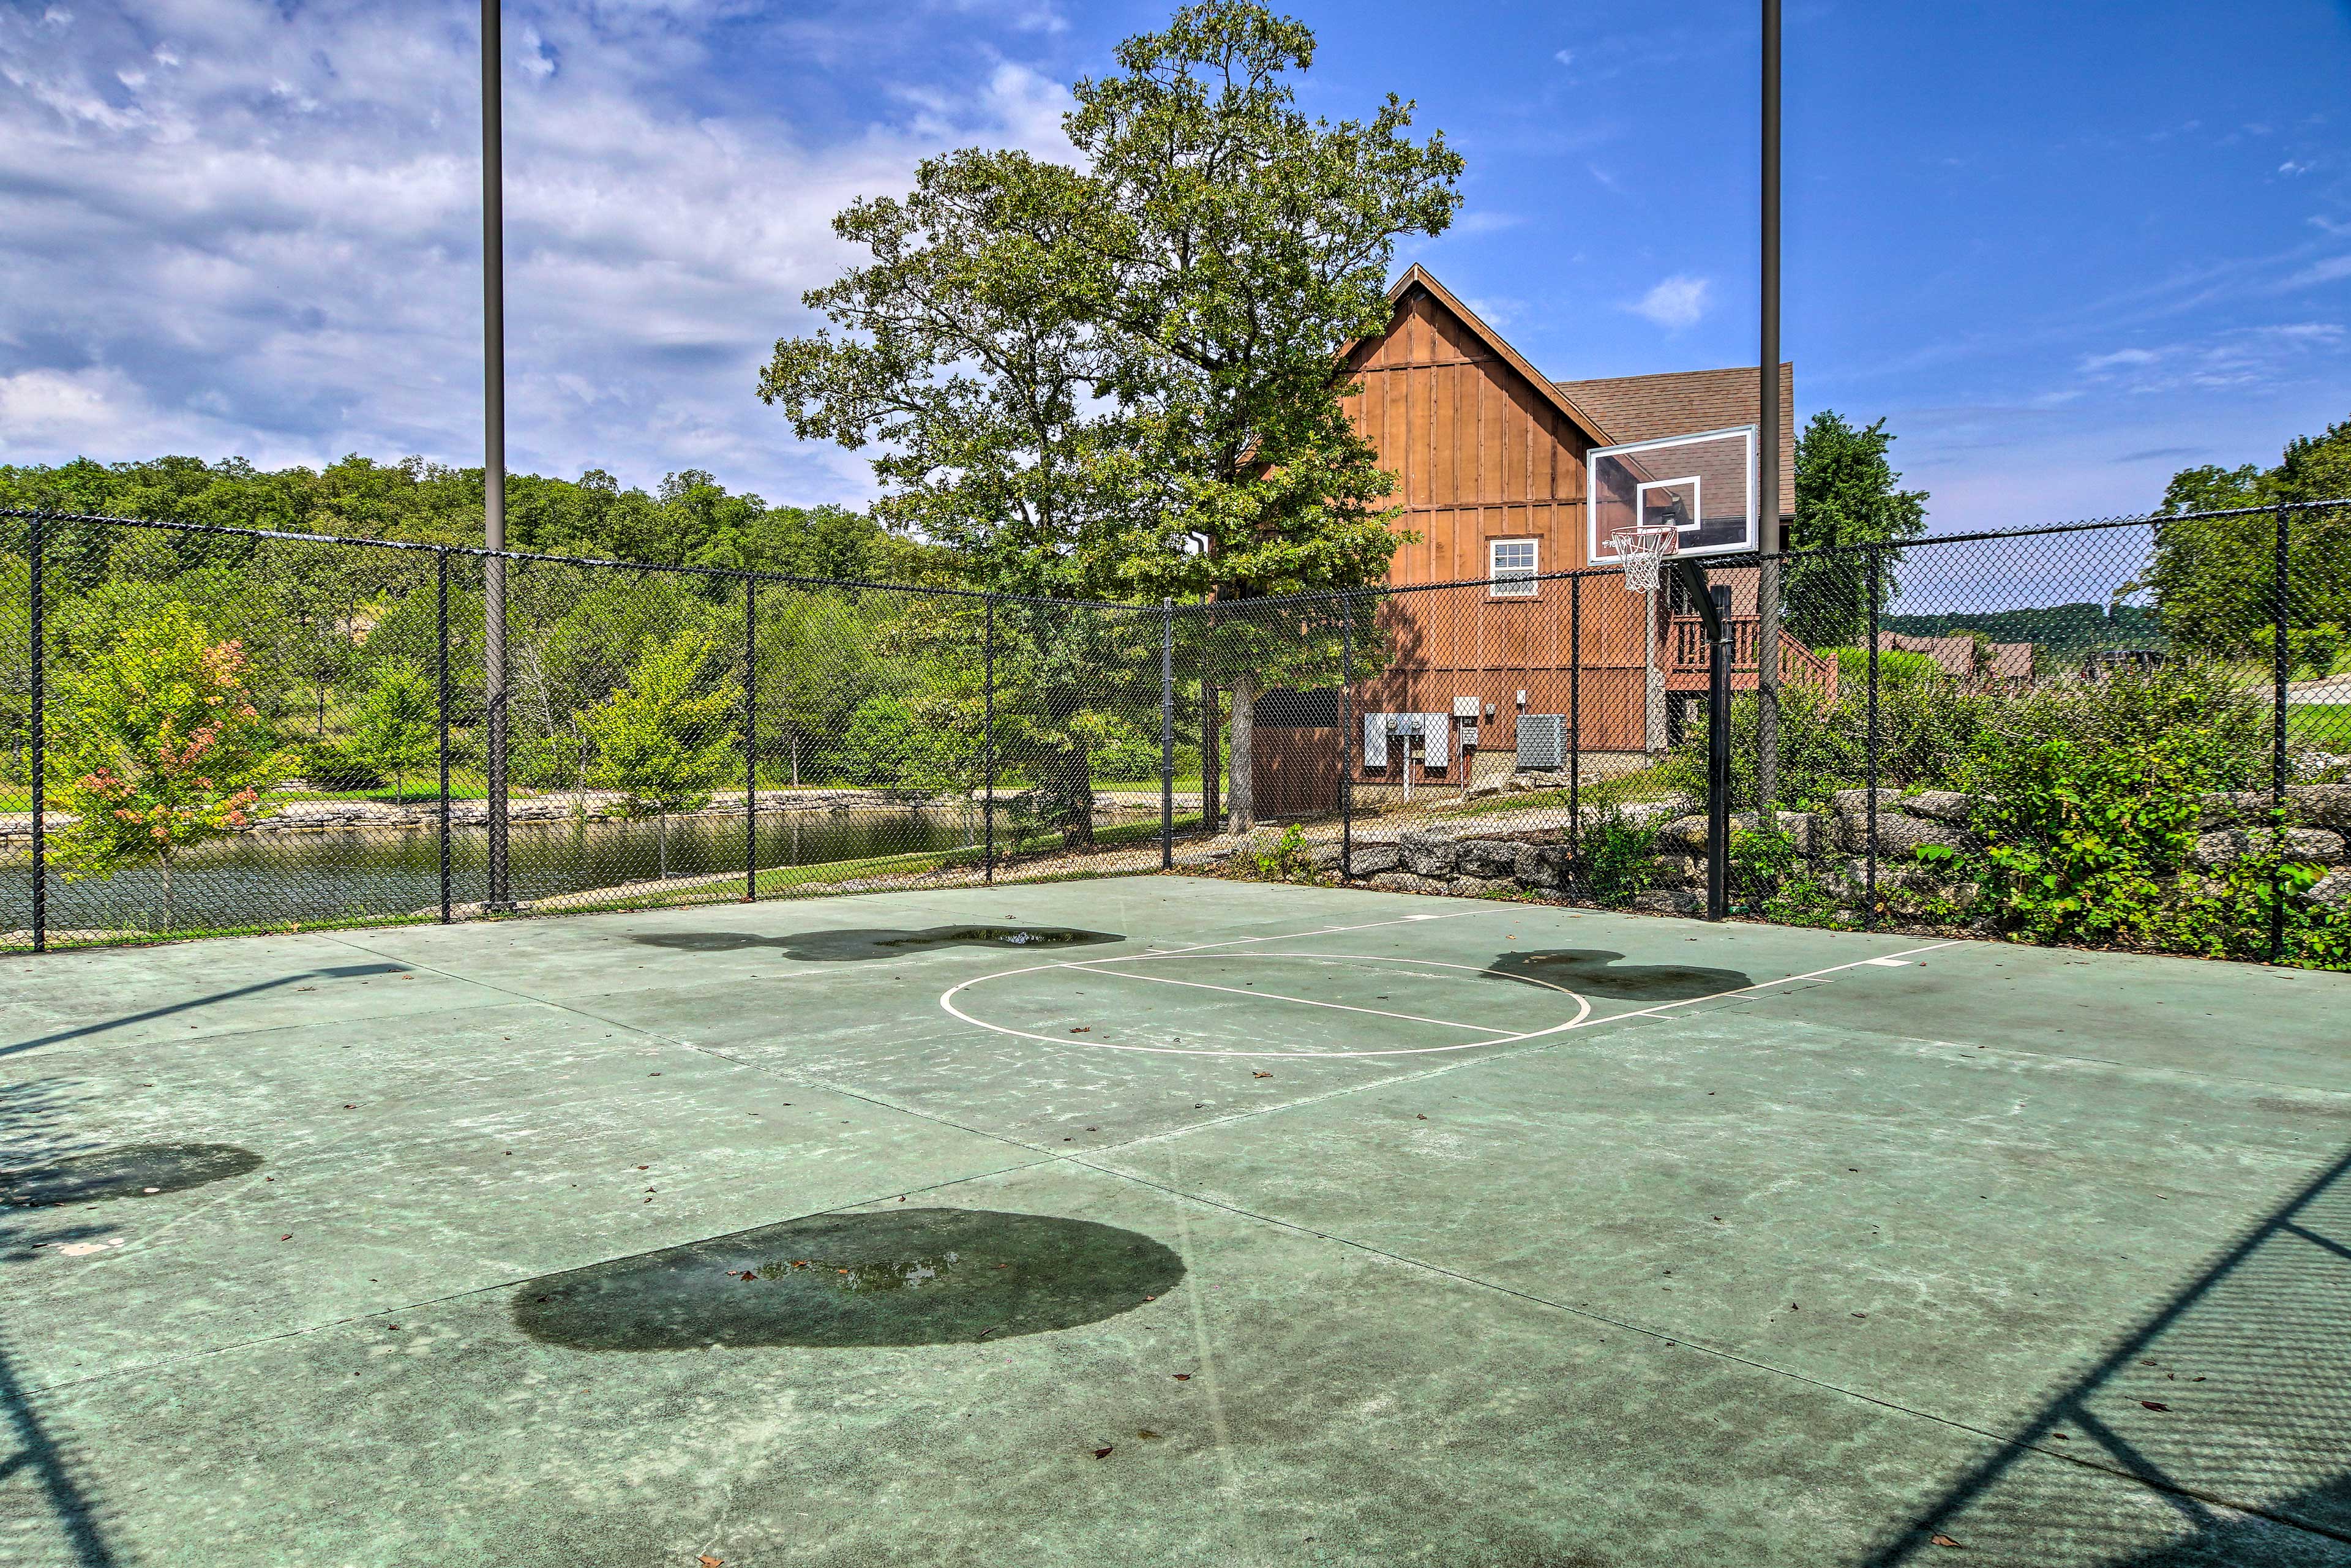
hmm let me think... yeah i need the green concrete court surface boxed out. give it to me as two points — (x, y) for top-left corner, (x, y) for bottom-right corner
(2, 877), (2349, 1568)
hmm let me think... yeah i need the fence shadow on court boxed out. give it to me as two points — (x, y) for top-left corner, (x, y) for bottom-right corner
(628, 926), (1122, 961)
(1, 1075), (127, 1567)
(1862, 1140), (2351, 1565)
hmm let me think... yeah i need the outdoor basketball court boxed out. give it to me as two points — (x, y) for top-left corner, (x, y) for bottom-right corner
(2, 877), (2347, 1567)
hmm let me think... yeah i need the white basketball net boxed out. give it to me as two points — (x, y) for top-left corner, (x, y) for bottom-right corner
(1609, 525), (1679, 593)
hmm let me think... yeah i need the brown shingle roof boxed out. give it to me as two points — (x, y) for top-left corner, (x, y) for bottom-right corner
(1553, 364), (1796, 517)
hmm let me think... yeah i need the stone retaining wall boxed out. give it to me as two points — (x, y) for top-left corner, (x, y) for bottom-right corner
(1222, 782), (2351, 917)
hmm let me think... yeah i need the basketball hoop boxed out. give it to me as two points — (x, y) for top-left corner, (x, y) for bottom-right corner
(1609, 525), (1679, 593)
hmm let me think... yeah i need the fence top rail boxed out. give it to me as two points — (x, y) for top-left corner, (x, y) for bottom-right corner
(6, 497), (2344, 619)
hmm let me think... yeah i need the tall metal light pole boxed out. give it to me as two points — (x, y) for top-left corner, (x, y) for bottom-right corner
(482, 0), (512, 908)
(1753, 0), (1784, 823)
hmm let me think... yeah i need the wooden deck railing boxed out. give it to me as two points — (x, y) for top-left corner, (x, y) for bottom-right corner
(1669, 617), (1840, 699)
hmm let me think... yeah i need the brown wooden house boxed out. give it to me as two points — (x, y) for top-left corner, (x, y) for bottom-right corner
(1253, 264), (1837, 815)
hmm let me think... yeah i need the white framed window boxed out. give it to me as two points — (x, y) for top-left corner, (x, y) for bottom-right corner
(1489, 538), (1537, 596)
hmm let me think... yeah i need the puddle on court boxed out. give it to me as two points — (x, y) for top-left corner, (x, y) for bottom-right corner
(629, 926), (1120, 961)
(512, 1207), (1183, 1350)
(1486, 949), (1752, 1001)
(0, 1143), (263, 1209)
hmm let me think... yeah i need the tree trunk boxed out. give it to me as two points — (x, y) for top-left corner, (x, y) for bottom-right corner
(159, 850), (174, 932)
(1201, 685), (1221, 830)
(1227, 669), (1259, 835)
(658, 811), (670, 879)
(789, 729), (800, 787)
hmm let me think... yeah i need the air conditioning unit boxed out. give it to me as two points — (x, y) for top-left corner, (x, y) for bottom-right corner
(1515, 713), (1567, 771)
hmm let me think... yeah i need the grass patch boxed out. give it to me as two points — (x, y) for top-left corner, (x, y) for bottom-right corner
(2287, 703), (2351, 748)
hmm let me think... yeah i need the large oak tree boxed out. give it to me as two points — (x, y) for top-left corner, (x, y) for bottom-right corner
(760, 1), (1461, 831)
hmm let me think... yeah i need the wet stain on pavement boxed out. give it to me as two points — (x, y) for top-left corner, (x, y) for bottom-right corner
(512, 1207), (1183, 1350)
(1485, 948), (1752, 1001)
(1, 1143), (263, 1209)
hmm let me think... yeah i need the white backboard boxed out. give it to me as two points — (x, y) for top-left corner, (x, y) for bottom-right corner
(1587, 425), (1758, 563)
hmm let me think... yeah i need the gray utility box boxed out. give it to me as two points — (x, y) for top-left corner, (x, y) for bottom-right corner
(1515, 714), (1567, 771)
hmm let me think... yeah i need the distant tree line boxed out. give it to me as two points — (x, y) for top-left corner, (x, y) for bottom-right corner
(0, 454), (911, 582)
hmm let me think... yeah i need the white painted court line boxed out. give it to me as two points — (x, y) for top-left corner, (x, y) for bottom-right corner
(941, 948), (1590, 1059)
(1563, 940), (1962, 1034)
(1054, 963), (1518, 1035)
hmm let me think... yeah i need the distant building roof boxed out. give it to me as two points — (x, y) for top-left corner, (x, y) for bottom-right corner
(1554, 364), (1797, 518)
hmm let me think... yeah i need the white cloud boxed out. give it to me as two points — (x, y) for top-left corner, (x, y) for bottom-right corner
(2284, 253), (2351, 288)
(2279, 160), (2315, 176)
(1553, 49), (1573, 67)
(0, 0), (1080, 505)
(2080, 347), (2161, 371)
(1625, 274), (1711, 331)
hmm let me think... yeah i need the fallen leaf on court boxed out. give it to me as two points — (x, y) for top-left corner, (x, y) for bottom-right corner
(1093, 1446), (1114, 1460)
(1138, 1430), (1161, 1440)
(1253, 1071), (1271, 1078)
(2141, 1400), (2170, 1412)
(1929, 1535), (1959, 1548)
(1172, 1373), (1191, 1381)
(700, 1556), (724, 1566)
(1416, 1114), (1427, 1120)
(1070, 1027), (1090, 1033)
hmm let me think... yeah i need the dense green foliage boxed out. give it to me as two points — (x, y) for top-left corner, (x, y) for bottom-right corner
(347, 662), (438, 803)
(0, 454), (899, 579)
(1784, 410), (1930, 647)
(2147, 411), (2351, 657)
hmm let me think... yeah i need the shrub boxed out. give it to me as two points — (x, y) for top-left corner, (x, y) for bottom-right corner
(1569, 792), (1661, 906)
(1243, 823), (1321, 884)
(295, 737), (385, 792)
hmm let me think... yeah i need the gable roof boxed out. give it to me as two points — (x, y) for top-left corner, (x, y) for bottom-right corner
(1378, 264), (1616, 449)
(1554, 364), (1798, 517)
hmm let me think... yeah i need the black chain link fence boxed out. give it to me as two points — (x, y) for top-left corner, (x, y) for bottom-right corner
(5, 502), (2346, 969)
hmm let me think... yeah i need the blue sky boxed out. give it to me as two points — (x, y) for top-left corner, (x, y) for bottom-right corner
(3, 0), (2347, 533)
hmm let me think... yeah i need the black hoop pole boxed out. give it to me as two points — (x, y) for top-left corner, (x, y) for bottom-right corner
(1671, 558), (1730, 921)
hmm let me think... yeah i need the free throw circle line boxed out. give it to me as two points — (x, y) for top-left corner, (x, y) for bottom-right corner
(939, 950), (1591, 1059)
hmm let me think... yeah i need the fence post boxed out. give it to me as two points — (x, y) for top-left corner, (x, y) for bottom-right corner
(744, 574), (759, 904)
(983, 596), (996, 883)
(1865, 547), (1881, 932)
(1161, 598), (1174, 871)
(1568, 574), (1581, 871)
(1340, 593), (1354, 879)
(28, 511), (45, 954)
(2271, 502), (2292, 963)
(437, 550), (452, 925)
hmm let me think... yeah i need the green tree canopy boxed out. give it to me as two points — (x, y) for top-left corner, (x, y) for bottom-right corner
(348, 662), (438, 803)
(580, 628), (742, 877)
(2149, 412), (2351, 658)
(1786, 410), (1931, 648)
(759, 1), (1460, 829)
